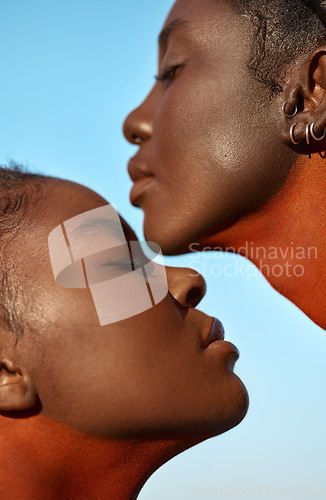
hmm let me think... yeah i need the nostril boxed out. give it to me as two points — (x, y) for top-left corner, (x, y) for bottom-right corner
(131, 134), (142, 145)
(185, 287), (203, 308)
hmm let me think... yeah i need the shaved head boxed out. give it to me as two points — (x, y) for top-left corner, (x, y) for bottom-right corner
(0, 165), (48, 336)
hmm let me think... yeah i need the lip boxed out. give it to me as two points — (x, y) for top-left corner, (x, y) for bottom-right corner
(128, 158), (155, 205)
(205, 317), (225, 347)
(128, 158), (154, 183)
(204, 318), (240, 362)
(130, 176), (155, 205)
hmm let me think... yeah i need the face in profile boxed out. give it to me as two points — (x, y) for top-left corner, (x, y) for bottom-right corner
(123, 0), (295, 254)
(0, 179), (248, 439)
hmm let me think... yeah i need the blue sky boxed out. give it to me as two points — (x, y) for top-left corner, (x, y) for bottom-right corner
(1, 1), (325, 498)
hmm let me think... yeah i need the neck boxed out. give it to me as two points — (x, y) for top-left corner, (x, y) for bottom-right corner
(0, 414), (193, 500)
(206, 154), (326, 329)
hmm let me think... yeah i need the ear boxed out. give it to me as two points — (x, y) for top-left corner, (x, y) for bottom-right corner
(0, 359), (37, 411)
(281, 48), (326, 153)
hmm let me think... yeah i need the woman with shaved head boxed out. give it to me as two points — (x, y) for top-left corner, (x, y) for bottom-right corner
(0, 166), (248, 498)
(124, 0), (326, 329)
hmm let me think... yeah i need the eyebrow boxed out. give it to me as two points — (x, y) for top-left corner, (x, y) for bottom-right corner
(158, 18), (189, 50)
(71, 217), (126, 242)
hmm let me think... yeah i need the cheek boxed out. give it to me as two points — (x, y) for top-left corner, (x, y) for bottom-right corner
(31, 297), (189, 434)
(153, 76), (223, 173)
(29, 299), (247, 438)
(148, 69), (291, 228)
(154, 69), (260, 179)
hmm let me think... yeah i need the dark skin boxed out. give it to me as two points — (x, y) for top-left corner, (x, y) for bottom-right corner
(0, 179), (248, 499)
(123, 0), (326, 329)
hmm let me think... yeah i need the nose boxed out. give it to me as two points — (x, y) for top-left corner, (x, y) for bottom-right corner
(165, 267), (207, 309)
(123, 95), (153, 145)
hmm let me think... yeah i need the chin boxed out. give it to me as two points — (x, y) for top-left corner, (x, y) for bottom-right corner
(142, 208), (243, 256)
(143, 220), (198, 256)
(158, 377), (249, 441)
(220, 377), (249, 432)
(198, 377), (249, 439)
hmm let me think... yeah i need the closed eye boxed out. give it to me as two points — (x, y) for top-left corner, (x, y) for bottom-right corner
(155, 64), (183, 87)
(104, 255), (148, 271)
(103, 259), (133, 270)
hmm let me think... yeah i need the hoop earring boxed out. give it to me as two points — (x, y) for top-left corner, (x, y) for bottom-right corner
(282, 101), (298, 118)
(310, 122), (326, 141)
(290, 124), (300, 145)
(306, 124), (310, 145)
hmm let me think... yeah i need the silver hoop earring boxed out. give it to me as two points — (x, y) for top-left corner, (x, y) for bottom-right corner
(310, 122), (326, 141)
(306, 124), (310, 145)
(290, 124), (300, 145)
(282, 101), (298, 118)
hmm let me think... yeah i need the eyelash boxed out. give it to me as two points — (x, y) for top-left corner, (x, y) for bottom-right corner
(104, 257), (159, 280)
(105, 255), (148, 270)
(155, 65), (182, 86)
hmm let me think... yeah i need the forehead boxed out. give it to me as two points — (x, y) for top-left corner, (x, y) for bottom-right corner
(31, 179), (137, 244)
(160, 0), (250, 61)
(163, 0), (233, 32)
(10, 179), (138, 286)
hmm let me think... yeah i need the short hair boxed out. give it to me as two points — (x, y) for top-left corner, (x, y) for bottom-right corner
(228, 0), (326, 95)
(0, 164), (48, 337)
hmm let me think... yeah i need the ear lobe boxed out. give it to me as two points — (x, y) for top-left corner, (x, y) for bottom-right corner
(281, 48), (326, 150)
(0, 360), (37, 411)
